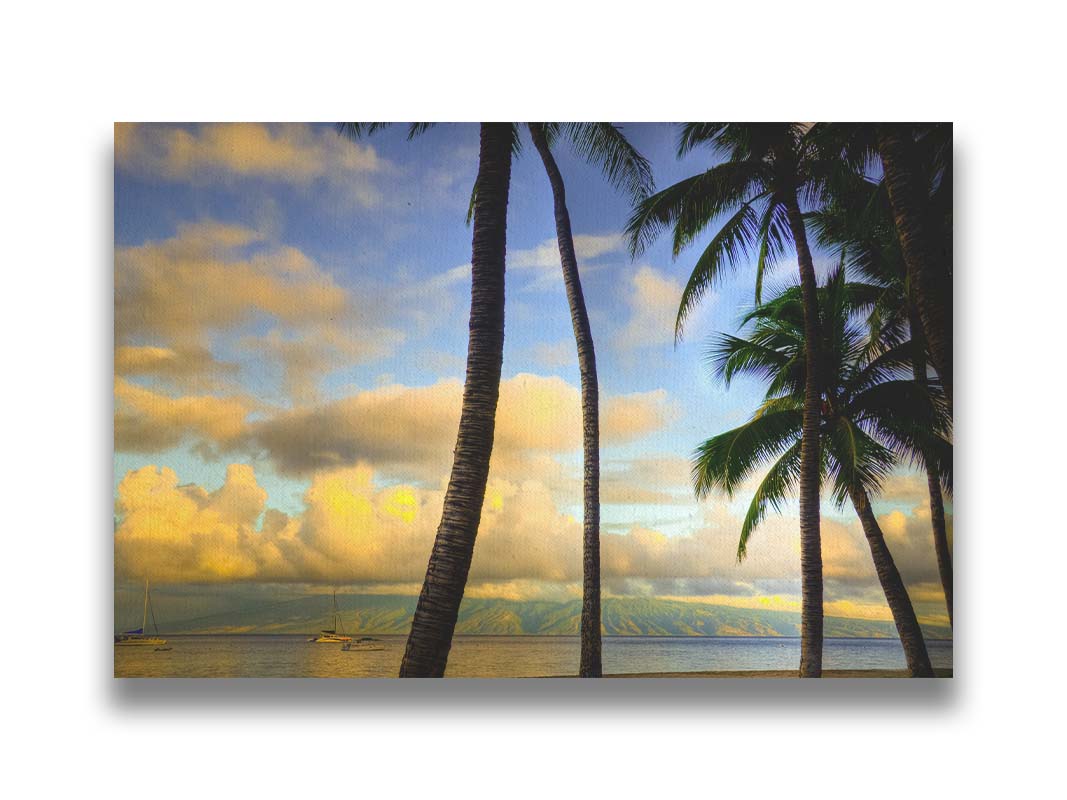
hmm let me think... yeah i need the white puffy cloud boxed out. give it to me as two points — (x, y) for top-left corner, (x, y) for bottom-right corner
(115, 344), (239, 393)
(114, 378), (251, 455)
(114, 462), (583, 585)
(509, 234), (626, 292)
(249, 373), (675, 480)
(114, 454), (949, 628)
(615, 265), (703, 352)
(116, 123), (384, 206)
(510, 234), (625, 270)
(115, 220), (403, 403)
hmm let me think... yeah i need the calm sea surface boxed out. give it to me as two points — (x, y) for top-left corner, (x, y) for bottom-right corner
(114, 635), (952, 678)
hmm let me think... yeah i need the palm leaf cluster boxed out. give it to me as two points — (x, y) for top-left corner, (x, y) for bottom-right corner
(627, 122), (856, 334)
(629, 122), (952, 676)
(694, 266), (951, 561)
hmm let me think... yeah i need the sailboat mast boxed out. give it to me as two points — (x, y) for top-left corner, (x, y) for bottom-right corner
(142, 577), (149, 633)
(334, 589), (347, 635)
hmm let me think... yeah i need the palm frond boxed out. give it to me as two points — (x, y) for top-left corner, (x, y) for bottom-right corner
(706, 333), (791, 388)
(691, 410), (803, 498)
(676, 123), (729, 157)
(336, 122), (392, 140)
(675, 202), (762, 340)
(407, 122), (436, 139)
(625, 161), (763, 257)
(824, 417), (896, 507)
(561, 122), (654, 202)
(754, 200), (788, 304)
(851, 379), (951, 436)
(737, 442), (802, 561)
(850, 339), (916, 393)
(465, 183), (477, 226)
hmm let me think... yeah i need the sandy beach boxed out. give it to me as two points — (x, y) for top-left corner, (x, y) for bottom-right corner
(602, 669), (954, 678)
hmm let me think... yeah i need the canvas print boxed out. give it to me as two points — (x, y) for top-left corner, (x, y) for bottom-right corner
(114, 122), (952, 678)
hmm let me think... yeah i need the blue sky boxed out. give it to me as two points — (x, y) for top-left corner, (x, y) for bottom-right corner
(113, 123), (948, 625)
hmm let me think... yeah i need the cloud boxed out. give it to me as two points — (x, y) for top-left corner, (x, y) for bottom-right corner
(249, 373), (675, 480)
(114, 378), (251, 455)
(112, 369), (676, 490)
(249, 379), (463, 480)
(603, 389), (676, 441)
(821, 503), (950, 591)
(115, 464), (269, 582)
(114, 462), (584, 585)
(110, 458), (796, 590)
(116, 221), (345, 345)
(115, 345), (239, 393)
(602, 516), (798, 583)
(116, 220), (403, 402)
(114, 454), (949, 627)
(112, 461), (776, 587)
(600, 456), (694, 506)
(509, 233), (626, 292)
(116, 123), (384, 206)
(240, 327), (403, 406)
(615, 265), (701, 352)
(510, 234), (625, 270)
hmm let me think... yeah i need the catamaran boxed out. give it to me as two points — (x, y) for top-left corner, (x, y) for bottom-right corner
(310, 590), (352, 643)
(342, 637), (384, 652)
(115, 578), (167, 647)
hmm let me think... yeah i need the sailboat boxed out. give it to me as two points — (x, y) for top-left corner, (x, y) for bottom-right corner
(310, 590), (352, 643)
(341, 637), (384, 652)
(115, 578), (167, 647)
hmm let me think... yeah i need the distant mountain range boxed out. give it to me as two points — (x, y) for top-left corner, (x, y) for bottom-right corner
(149, 593), (951, 640)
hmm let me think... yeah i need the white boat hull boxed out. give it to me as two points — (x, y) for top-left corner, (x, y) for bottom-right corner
(115, 637), (167, 647)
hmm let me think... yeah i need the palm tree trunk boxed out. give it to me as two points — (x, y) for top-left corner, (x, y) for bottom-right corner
(908, 307), (953, 626)
(783, 195), (824, 677)
(529, 123), (602, 678)
(876, 124), (953, 407)
(848, 486), (935, 677)
(926, 463), (952, 625)
(399, 123), (513, 677)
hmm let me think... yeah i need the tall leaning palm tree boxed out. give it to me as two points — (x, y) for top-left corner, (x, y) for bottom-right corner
(694, 268), (948, 676)
(527, 122), (652, 677)
(341, 122), (517, 677)
(627, 123), (832, 676)
(814, 123), (953, 406)
(875, 123), (953, 406)
(809, 172), (953, 625)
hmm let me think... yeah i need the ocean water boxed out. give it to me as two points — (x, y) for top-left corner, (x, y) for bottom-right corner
(114, 634), (953, 678)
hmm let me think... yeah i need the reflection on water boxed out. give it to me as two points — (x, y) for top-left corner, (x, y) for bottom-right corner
(114, 635), (952, 678)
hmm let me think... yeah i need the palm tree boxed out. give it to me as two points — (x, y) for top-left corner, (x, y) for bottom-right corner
(908, 312), (953, 624)
(341, 122), (516, 677)
(693, 268), (948, 676)
(626, 123), (831, 676)
(809, 173), (953, 624)
(876, 123), (953, 406)
(400, 123), (516, 677)
(527, 122), (652, 677)
(340, 122), (650, 676)
(814, 123), (953, 406)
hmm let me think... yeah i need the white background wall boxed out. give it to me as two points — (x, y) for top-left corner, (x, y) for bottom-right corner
(1, 2), (1061, 797)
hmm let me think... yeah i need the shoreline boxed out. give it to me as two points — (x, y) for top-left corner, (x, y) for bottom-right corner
(595, 668), (953, 678)
(134, 632), (954, 643)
